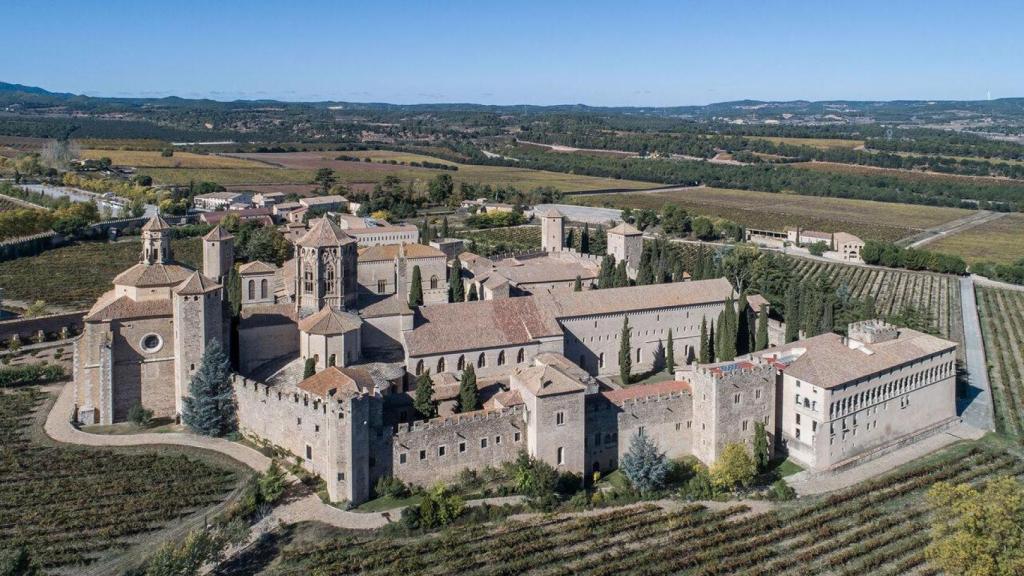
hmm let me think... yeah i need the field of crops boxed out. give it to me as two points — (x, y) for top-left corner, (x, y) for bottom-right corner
(0, 387), (239, 569)
(80, 149), (266, 169)
(927, 213), (1024, 265)
(236, 439), (1022, 576)
(747, 136), (864, 150)
(792, 160), (1024, 186)
(460, 226), (542, 256)
(976, 287), (1024, 438)
(788, 257), (964, 349)
(572, 187), (972, 242)
(137, 166), (317, 186)
(0, 237), (201, 308)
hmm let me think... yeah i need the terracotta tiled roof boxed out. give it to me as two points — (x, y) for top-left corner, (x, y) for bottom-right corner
(406, 296), (562, 357)
(85, 291), (172, 322)
(756, 329), (956, 389)
(489, 254), (599, 285)
(358, 243), (445, 262)
(239, 303), (297, 328)
(238, 261), (278, 275)
(299, 195), (348, 208)
(357, 293), (412, 318)
(601, 380), (691, 405)
(513, 364), (586, 397)
(202, 225), (234, 241)
(298, 306), (362, 335)
(296, 218), (356, 248)
(486, 389), (524, 409)
(607, 222), (642, 235)
(539, 277), (733, 318)
(114, 263), (194, 288)
(298, 366), (375, 398)
(747, 294), (770, 311)
(175, 272), (221, 295)
(141, 215), (171, 232)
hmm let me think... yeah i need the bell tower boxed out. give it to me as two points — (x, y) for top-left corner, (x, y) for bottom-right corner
(294, 217), (359, 317)
(140, 215), (172, 264)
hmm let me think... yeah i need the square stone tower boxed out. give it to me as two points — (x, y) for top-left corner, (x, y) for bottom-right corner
(607, 221), (643, 279)
(202, 225), (234, 284)
(540, 208), (565, 252)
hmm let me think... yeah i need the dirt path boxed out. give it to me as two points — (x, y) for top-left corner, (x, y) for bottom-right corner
(903, 210), (1008, 248)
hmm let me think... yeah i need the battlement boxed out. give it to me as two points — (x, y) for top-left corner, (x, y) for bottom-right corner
(233, 374), (347, 415)
(393, 405), (524, 435)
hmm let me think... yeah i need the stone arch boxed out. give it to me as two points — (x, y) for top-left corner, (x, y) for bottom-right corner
(437, 357), (446, 373)
(516, 348), (525, 364)
(497, 350), (506, 366)
(599, 352), (605, 369)
(247, 279), (255, 300)
(260, 278), (268, 299)
(457, 355), (465, 370)
(415, 359), (424, 375)
(477, 352), (486, 368)
(430, 275), (439, 289)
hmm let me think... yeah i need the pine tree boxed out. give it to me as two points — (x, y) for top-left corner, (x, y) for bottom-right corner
(699, 318), (710, 363)
(450, 266), (465, 302)
(753, 421), (770, 472)
(573, 275), (582, 291)
(182, 340), (236, 437)
(457, 364), (478, 413)
(303, 357), (316, 379)
(665, 328), (675, 374)
(620, 431), (669, 494)
(755, 304), (769, 351)
(581, 224), (590, 254)
(619, 316), (632, 384)
(441, 216), (449, 238)
(409, 265), (424, 307)
(784, 286), (800, 343)
(414, 370), (436, 419)
(467, 283), (478, 301)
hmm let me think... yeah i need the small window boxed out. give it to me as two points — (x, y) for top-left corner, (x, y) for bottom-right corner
(297, 417), (302, 426)
(495, 435), (501, 445)
(305, 445), (312, 460)
(337, 472), (345, 481)
(742, 420), (748, 432)
(315, 424), (320, 432)
(755, 389), (761, 400)
(734, 393), (740, 404)
(557, 447), (565, 465)
(400, 453), (407, 464)
(480, 438), (488, 449)
(796, 414), (801, 425)
(438, 445), (446, 457)
(459, 441), (467, 452)
(556, 411), (565, 426)
(377, 279), (386, 293)
(419, 450), (426, 460)
(514, 432), (521, 442)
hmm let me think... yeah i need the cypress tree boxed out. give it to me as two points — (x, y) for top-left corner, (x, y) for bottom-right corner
(457, 364), (478, 413)
(637, 248), (654, 285)
(753, 421), (770, 472)
(736, 296), (751, 356)
(450, 265), (465, 302)
(573, 275), (582, 291)
(226, 267), (241, 317)
(619, 316), (632, 384)
(303, 357), (316, 379)
(414, 370), (436, 419)
(182, 340), (236, 437)
(784, 286), (801, 343)
(614, 261), (629, 288)
(421, 217), (432, 242)
(599, 255), (615, 288)
(565, 227), (575, 250)
(441, 216), (449, 238)
(467, 283), (478, 301)
(755, 304), (769, 351)
(665, 328), (675, 374)
(409, 265), (424, 307)
(581, 224), (590, 254)
(707, 321), (716, 363)
(699, 318), (710, 363)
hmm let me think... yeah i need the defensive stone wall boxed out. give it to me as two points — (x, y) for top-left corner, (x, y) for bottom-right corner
(390, 406), (526, 487)
(585, 390), (692, 475)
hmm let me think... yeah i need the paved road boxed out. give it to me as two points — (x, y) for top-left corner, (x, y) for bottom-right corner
(958, 276), (995, 430)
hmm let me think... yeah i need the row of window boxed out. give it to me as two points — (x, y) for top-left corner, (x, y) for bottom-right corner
(246, 279), (270, 300)
(414, 348), (528, 375)
(829, 360), (952, 417)
(398, 431), (523, 464)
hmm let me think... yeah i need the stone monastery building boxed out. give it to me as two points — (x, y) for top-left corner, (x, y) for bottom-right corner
(75, 213), (958, 504)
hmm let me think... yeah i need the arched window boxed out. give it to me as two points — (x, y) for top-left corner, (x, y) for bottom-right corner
(457, 355), (465, 370)
(329, 354), (337, 367)
(478, 353), (486, 368)
(497, 351), (506, 366)
(324, 264), (336, 294)
(430, 275), (439, 289)
(248, 280), (255, 300)
(437, 357), (446, 373)
(260, 279), (268, 299)
(303, 268), (314, 293)
(599, 353), (605, 369)
(415, 360), (424, 375)
(516, 348), (525, 364)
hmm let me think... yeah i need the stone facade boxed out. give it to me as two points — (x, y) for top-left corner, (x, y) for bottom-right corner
(607, 222), (643, 279)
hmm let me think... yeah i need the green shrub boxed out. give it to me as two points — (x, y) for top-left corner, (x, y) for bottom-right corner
(768, 479), (796, 501)
(374, 475), (410, 499)
(128, 404), (154, 427)
(0, 362), (66, 388)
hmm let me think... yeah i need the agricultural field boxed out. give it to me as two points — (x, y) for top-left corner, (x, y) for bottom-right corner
(0, 387), (241, 570)
(787, 256), (964, 351)
(80, 149), (266, 169)
(225, 438), (1023, 576)
(459, 226), (542, 256)
(226, 150), (658, 193)
(792, 159), (1024, 186)
(0, 196), (27, 212)
(0, 237), (201, 309)
(573, 187), (973, 242)
(747, 136), (864, 150)
(137, 166), (317, 186)
(926, 212), (1024, 265)
(976, 287), (1024, 439)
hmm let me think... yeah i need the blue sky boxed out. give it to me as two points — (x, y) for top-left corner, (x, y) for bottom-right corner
(3, 0), (1021, 105)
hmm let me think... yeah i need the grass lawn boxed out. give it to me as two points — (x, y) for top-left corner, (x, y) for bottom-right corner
(572, 186), (973, 242)
(927, 212), (1024, 265)
(772, 459), (803, 478)
(354, 493), (423, 513)
(0, 237), (201, 309)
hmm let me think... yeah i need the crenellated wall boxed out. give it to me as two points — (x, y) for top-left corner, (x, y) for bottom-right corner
(585, 390), (693, 476)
